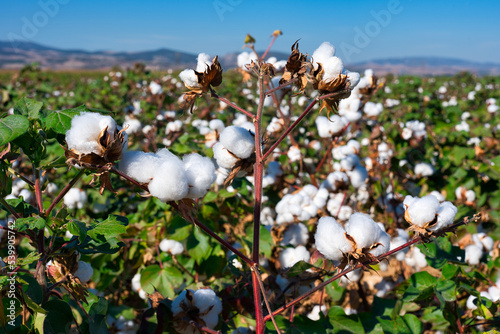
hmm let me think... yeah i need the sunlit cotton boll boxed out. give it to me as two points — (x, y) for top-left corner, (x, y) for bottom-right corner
(287, 146), (301, 162)
(405, 246), (427, 269)
(403, 195), (440, 227)
(281, 223), (309, 247)
(123, 117), (142, 135)
(344, 213), (382, 249)
(179, 69), (199, 88)
(363, 102), (383, 117)
(159, 238), (184, 255)
(148, 156), (189, 202)
(414, 162), (435, 177)
(428, 201), (457, 232)
(315, 115), (347, 138)
(279, 245), (310, 268)
(183, 153), (216, 198)
(149, 81), (163, 95)
(219, 126), (255, 159)
(213, 142), (239, 169)
(74, 261), (93, 283)
(64, 188), (87, 209)
(172, 289), (223, 332)
(315, 217), (353, 261)
(119, 151), (161, 184)
(347, 165), (368, 188)
(237, 51), (258, 69)
(66, 112), (117, 155)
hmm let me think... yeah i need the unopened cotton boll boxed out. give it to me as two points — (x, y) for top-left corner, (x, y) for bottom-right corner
(66, 112), (117, 156)
(159, 238), (184, 255)
(64, 188), (87, 209)
(183, 153), (216, 198)
(119, 151), (161, 184)
(219, 126), (255, 159)
(315, 217), (353, 261)
(404, 195), (440, 227)
(74, 261), (93, 283)
(281, 223), (309, 247)
(279, 245), (310, 268)
(148, 156), (189, 202)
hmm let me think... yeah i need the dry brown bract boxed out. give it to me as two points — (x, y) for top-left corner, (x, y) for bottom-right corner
(65, 126), (127, 194)
(46, 253), (89, 302)
(308, 63), (352, 119)
(182, 56), (223, 113)
(280, 41), (308, 93)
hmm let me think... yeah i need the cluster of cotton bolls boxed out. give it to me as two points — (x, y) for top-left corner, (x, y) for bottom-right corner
(455, 186), (476, 205)
(212, 125), (255, 170)
(4, 177), (34, 203)
(149, 81), (163, 95)
(119, 149), (216, 202)
(172, 288), (223, 334)
(275, 185), (328, 224)
(401, 120), (427, 140)
(486, 98), (499, 114)
(403, 195), (457, 232)
(315, 213), (390, 262)
(466, 279), (500, 312)
(385, 98), (400, 108)
(63, 188), (88, 210)
(464, 233), (495, 265)
(337, 154), (368, 189)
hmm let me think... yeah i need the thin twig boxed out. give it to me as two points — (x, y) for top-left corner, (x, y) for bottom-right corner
(210, 88), (254, 119)
(265, 78), (298, 96)
(45, 169), (85, 217)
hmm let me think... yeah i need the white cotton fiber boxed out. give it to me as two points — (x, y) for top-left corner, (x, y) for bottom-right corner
(345, 70), (360, 88)
(288, 146), (301, 162)
(347, 165), (368, 188)
(213, 142), (239, 169)
(64, 188), (87, 209)
(281, 223), (309, 247)
(193, 288), (223, 329)
(428, 201), (457, 232)
(370, 231), (390, 257)
(279, 245), (310, 268)
(341, 154), (360, 171)
(131, 273), (142, 292)
(119, 151), (161, 184)
(219, 126), (255, 159)
(74, 261), (93, 283)
(196, 53), (212, 72)
(312, 42), (336, 69)
(183, 153), (216, 198)
(465, 244), (483, 265)
(429, 190), (445, 202)
(321, 57), (343, 82)
(345, 213), (381, 249)
(179, 69), (199, 88)
(364, 102), (383, 117)
(315, 217), (353, 261)
(148, 156), (189, 202)
(414, 163), (435, 176)
(66, 112), (117, 155)
(405, 195), (440, 227)
(237, 51), (257, 69)
(159, 238), (184, 255)
(209, 119), (225, 132)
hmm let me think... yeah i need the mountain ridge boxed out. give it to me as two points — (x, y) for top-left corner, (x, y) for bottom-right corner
(1, 41), (499, 75)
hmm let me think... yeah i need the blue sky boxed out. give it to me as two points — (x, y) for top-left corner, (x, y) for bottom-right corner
(1, 0), (499, 65)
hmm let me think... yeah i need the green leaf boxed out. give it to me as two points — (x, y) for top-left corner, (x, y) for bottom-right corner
(44, 105), (88, 134)
(140, 264), (183, 299)
(42, 300), (74, 334)
(402, 314), (422, 334)
(15, 216), (46, 232)
(34, 313), (47, 334)
(329, 307), (365, 333)
(87, 215), (128, 249)
(187, 227), (211, 263)
(0, 114), (30, 146)
(442, 263), (459, 279)
(13, 97), (43, 120)
(67, 219), (87, 244)
(435, 279), (456, 302)
(16, 251), (41, 266)
(285, 260), (315, 277)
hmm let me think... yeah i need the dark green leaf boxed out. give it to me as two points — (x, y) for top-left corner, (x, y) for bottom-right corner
(42, 300), (74, 334)
(15, 216), (46, 232)
(435, 279), (456, 302)
(67, 220), (87, 244)
(13, 97), (43, 120)
(44, 105), (88, 134)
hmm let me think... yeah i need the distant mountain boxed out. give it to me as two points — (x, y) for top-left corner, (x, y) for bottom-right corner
(1, 41), (500, 75)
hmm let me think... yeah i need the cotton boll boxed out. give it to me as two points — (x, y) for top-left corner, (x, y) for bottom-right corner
(345, 213), (381, 249)
(364, 102), (383, 117)
(213, 142), (239, 169)
(131, 273), (142, 292)
(119, 151), (161, 183)
(488, 286), (500, 302)
(74, 261), (93, 283)
(179, 69), (199, 88)
(149, 81), (163, 95)
(428, 201), (457, 232)
(219, 126), (255, 159)
(404, 195), (440, 227)
(405, 246), (427, 269)
(148, 157), (189, 202)
(183, 153), (216, 198)
(196, 53), (212, 72)
(429, 191), (445, 202)
(312, 42), (336, 70)
(347, 165), (368, 188)
(123, 118), (142, 135)
(159, 239), (184, 255)
(66, 112), (117, 155)
(288, 146), (301, 162)
(281, 223), (309, 247)
(64, 188), (87, 209)
(345, 70), (360, 88)
(338, 206), (353, 221)
(341, 154), (360, 171)
(370, 231), (391, 257)
(391, 235), (409, 261)
(472, 233), (494, 251)
(193, 289), (223, 329)
(316, 115), (346, 138)
(375, 279), (395, 297)
(209, 119), (225, 132)
(279, 245), (310, 268)
(19, 189), (34, 203)
(321, 171), (349, 191)
(321, 56), (344, 82)
(340, 268), (362, 286)
(315, 217), (353, 261)
(414, 163), (435, 176)
(237, 51), (257, 69)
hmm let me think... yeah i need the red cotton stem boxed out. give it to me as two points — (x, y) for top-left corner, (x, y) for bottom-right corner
(210, 89), (254, 119)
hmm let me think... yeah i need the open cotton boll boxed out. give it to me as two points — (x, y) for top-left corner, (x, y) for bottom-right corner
(414, 162), (435, 176)
(64, 188), (87, 209)
(316, 115), (346, 138)
(345, 213), (381, 249)
(213, 142), (239, 169)
(345, 70), (360, 88)
(321, 171), (349, 191)
(119, 151), (161, 184)
(404, 195), (440, 227)
(74, 261), (93, 283)
(312, 42), (336, 69)
(315, 217), (353, 261)
(131, 273), (142, 292)
(237, 51), (257, 69)
(364, 102), (383, 117)
(194, 290), (223, 330)
(123, 117), (142, 135)
(66, 112), (117, 155)
(429, 190), (445, 202)
(209, 119), (225, 132)
(391, 235), (409, 261)
(321, 56), (344, 82)
(149, 81), (163, 95)
(219, 126), (255, 159)
(159, 238), (184, 255)
(281, 223), (309, 247)
(405, 246), (427, 269)
(370, 231), (390, 257)
(467, 292), (492, 310)
(183, 153), (216, 198)
(472, 233), (494, 251)
(279, 245), (310, 268)
(287, 146), (301, 162)
(148, 157), (189, 202)
(341, 154), (360, 171)
(196, 53), (212, 72)
(428, 201), (457, 232)
(347, 165), (368, 188)
(179, 69), (199, 88)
